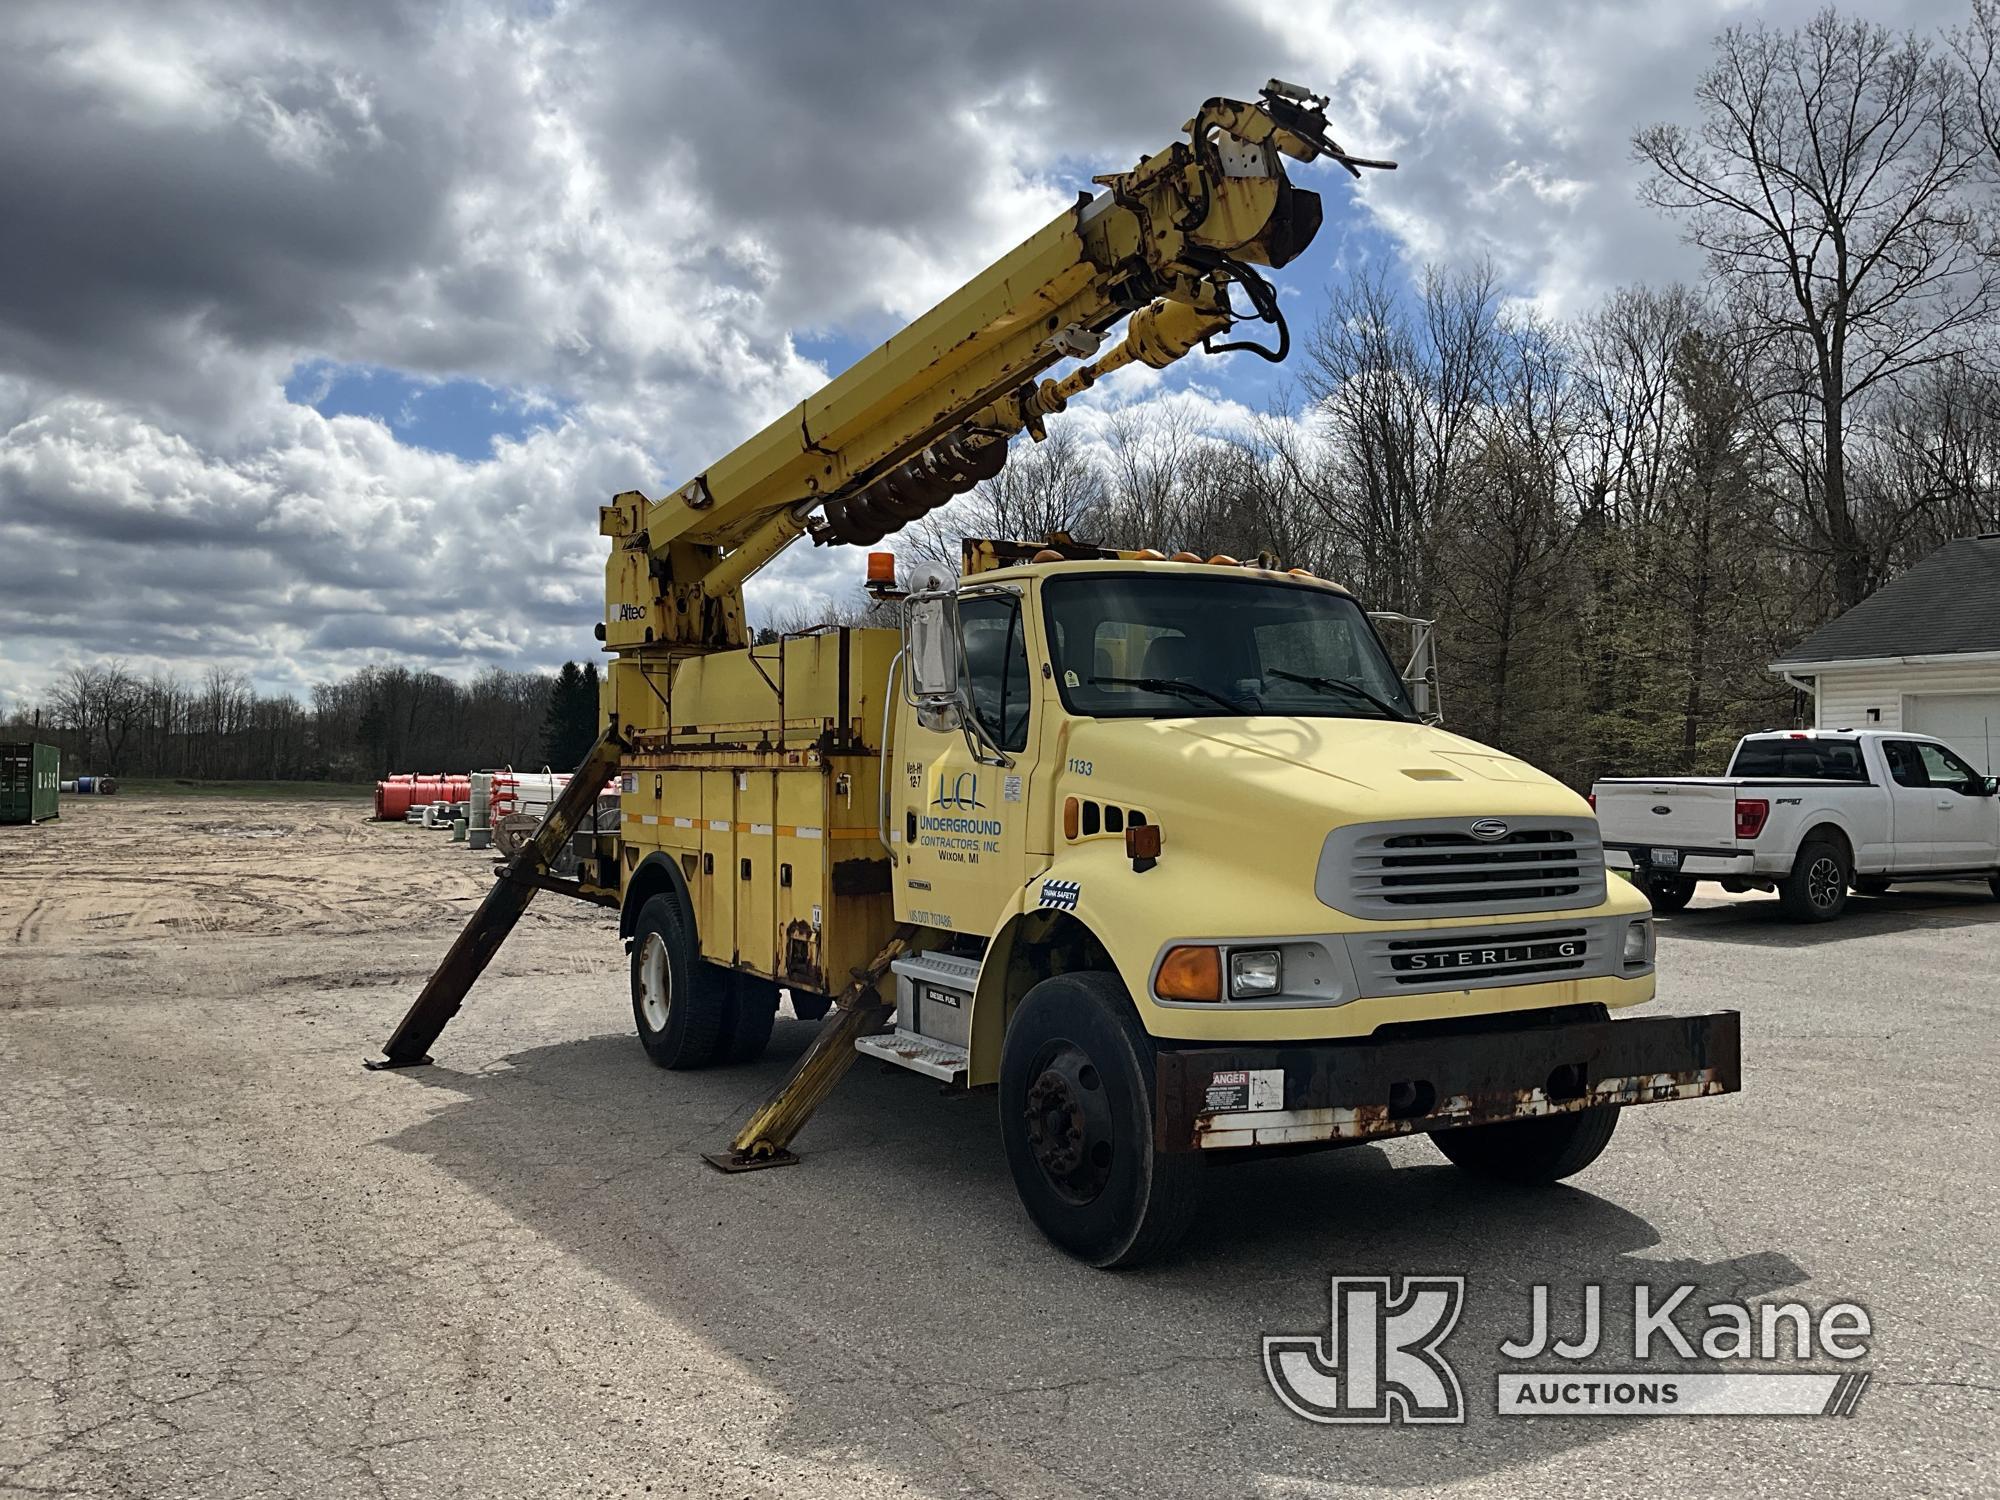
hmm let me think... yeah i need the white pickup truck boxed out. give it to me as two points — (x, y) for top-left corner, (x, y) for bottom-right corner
(1592, 729), (2000, 922)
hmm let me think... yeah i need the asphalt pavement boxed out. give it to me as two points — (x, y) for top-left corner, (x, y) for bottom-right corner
(2, 799), (1995, 1498)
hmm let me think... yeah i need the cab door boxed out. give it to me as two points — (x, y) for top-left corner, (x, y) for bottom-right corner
(894, 589), (1036, 938)
(1913, 740), (2000, 869)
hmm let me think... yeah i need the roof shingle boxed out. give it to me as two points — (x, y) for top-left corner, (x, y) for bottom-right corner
(1774, 535), (2000, 666)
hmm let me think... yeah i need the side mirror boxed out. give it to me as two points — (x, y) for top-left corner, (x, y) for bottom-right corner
(902, 591), (965, 731)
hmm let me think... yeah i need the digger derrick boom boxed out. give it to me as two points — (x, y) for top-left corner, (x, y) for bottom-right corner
(597, 83), (1389, 681)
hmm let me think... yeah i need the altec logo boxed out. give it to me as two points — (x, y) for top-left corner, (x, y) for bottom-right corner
(1264, 1277), (1466, 1424)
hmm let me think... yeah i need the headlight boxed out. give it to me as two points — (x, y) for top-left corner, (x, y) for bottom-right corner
(1229, 948), (1282, 997)
(1622, 918), (1652, 966)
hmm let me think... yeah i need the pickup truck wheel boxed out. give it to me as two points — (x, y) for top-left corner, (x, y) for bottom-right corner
(1430, 1106), (1619, 1183)
(999, 972), (1203, 1268)
(1779, 836), (1850, 922)
(1642, 875), (1695, 914)
(629, 894), (731, 1069)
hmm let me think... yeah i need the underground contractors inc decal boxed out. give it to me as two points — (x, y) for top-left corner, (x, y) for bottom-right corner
(1264, 1277), (1873, 1423)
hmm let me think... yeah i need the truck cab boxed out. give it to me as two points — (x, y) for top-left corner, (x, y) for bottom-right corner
(864, 552), (1735, 1263)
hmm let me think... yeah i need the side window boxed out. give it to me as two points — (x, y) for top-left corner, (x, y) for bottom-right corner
(959, 594), (1031, 753)
(1883, 741), (1926, 788)
(1917, 742), (1978, 793)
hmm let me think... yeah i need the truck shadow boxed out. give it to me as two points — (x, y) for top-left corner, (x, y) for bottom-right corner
(1662, 881), (2000, 947)
(384, 1019), (1802, 1494)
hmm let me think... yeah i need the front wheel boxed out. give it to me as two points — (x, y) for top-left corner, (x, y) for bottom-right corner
(998, 973), (1203, 1268)
(1778, 836), (1850, 922)
(1430, 1107), (1619, 1183)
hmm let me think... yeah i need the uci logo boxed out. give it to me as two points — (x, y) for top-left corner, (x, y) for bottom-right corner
(1264, 1276), (1465, 1424)
(931, 771), (983, 812)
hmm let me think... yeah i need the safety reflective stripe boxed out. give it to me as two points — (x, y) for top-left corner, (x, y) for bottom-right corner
(619, 815), (873, 840)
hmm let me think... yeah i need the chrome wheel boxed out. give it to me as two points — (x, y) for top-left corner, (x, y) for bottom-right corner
(637, 930), (673, 1032)
(1807, 855), (1843, 910)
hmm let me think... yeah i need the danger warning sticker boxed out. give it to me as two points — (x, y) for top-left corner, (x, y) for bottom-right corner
(1204, 1068), (1284, 1114)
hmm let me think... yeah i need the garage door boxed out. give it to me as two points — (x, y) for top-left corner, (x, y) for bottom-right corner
(1907, 693), (2000, 774)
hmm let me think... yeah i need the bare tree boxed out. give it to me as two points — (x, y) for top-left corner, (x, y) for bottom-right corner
(1635, 9), (1994, 608)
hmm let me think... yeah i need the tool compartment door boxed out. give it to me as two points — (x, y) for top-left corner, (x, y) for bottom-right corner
(699, 771), (737, 964)
(776, 769), (829, 994)
(736, 771), (777, 977)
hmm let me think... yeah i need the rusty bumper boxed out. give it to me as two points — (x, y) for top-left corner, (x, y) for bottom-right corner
(1154, 1010), (1740, 1153)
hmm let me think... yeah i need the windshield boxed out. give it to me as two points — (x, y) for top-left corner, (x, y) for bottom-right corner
(1041, 573), (1415, 721)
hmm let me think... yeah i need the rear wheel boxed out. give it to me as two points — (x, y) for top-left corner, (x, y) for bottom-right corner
(1430, 1107), (1619, 1183)
(998, 972), (1203, 1268)
(1778, 835), (1850, 923)
(720, 974), (781, 1064)
(629, 895), (732, 1069)
(1642, 874), (1696, 913)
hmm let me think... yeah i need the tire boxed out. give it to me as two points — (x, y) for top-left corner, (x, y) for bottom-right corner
(1991, 875), (2000, 901)
(998, 972), (1203, 1268)
(719, 974), (780, 1064)
(1778, 835), (1851, 923)
(1853, 876), (1891, 897)
(628, 894), (732, 1068)
(1430, 1106), (1620, 1184)
(1642, 874), (1696, 914)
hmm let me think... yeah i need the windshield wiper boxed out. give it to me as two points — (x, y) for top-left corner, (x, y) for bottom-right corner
(1091, 674), (1251, 715)
(1263, 667), (1414, 721)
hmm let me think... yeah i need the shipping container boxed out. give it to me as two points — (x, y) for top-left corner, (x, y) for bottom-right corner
(1, 742), (61, 824)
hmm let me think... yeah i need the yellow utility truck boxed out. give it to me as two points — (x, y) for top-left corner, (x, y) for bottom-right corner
(374, 82), (1740, 1267)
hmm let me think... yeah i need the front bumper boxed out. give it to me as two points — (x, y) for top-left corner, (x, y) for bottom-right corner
(1154, 1009), (1740, 1153)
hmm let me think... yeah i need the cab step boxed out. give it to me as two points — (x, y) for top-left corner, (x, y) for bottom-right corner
(855, 1030), (968, 1082)
(853, 949), (979, 1082)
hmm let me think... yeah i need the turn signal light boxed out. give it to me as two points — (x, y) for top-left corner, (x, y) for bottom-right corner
(1156, 945), (1220, 1001)
(1063, 796), (1080, 840)
(1735, 798), (1770, 840)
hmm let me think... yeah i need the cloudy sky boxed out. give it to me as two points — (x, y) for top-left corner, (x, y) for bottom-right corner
(0, 0), (1966, 709)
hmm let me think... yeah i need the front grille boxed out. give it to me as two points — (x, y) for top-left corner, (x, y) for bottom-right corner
(1374, 829), (1588, 906)
(1318, 817), (1606, 918)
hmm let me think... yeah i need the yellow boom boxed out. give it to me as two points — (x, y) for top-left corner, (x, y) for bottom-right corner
(596, 81), (1391, 671)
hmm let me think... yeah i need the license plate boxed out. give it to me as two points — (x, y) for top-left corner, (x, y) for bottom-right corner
(1394, 938), (1586, 972)
(1650, 848), (1680, 869)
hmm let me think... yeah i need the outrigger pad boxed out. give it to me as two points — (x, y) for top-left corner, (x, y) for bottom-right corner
(363, 1054), (434, 1071)
(702, 1149), (801, 1174)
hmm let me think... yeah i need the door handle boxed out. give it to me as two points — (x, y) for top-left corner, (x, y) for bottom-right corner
(1936, 799), (1954, 810)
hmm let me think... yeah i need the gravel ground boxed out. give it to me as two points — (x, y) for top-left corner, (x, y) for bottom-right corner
(1, 794), (1995, 1498)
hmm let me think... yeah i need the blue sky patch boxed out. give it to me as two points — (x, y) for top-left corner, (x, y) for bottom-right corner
(285, 360), (569, 462)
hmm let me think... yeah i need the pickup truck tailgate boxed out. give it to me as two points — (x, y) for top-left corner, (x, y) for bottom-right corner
(1593, 779), (1738, 851)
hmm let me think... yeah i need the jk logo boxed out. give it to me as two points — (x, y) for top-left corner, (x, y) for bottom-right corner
(1263, 1276), (1465, 1424)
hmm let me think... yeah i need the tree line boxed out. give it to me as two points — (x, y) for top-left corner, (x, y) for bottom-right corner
(0, 661), (601, 782)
